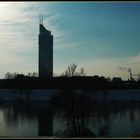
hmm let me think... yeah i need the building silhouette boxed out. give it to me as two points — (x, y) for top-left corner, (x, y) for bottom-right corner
(38, 107), (53, 136)
(38, 15), (53, 79)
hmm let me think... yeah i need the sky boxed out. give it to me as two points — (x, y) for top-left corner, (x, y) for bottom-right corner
(0, 2), (140, 80)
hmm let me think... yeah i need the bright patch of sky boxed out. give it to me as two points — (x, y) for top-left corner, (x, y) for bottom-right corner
(0, 2), (140, 80)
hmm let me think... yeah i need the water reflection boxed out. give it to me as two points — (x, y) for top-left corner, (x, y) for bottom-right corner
(38, 104), (53, 136)
(95, 103), (112, 137)
(50, 90), (140, 137)
(3, 102), (37, 124)
(50, 89), (96, 137)
(50, 89), (140, 137)
(1, 101), (53, 137)
(129, 104), (136, 123)
(0, 90), (139, 137)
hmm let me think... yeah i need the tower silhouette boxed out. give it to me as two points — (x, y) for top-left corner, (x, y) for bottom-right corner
(38, 14), (53, 79)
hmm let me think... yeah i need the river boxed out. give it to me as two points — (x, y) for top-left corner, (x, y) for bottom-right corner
(0, 89), (139, 137)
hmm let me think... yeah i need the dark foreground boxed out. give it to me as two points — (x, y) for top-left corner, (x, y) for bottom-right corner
(0, 89), (139, 138)
(0, 77), (140, 89)
(0, 101), (139, 137)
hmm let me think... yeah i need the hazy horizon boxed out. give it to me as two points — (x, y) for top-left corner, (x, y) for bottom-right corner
(0, 2), (140, 80)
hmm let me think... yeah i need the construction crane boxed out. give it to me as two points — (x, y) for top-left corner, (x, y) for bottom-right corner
(127, 68), (133, 81)
(118, 67), (140, 81)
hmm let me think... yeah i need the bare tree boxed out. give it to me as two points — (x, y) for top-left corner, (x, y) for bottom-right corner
(5, 72), (18, 79)
(50, 89), (96, 137)
(65, 63), (77, 77)
(62, 63), (86, 77)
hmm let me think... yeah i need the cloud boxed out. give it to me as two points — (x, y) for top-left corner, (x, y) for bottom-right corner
(0, 2), (66, 46)
(128, 53), (140, 64)
(0, 2), (139, 80)
(0, 2), (68, 77)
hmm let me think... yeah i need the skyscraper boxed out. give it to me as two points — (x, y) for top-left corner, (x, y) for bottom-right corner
(38, 16), (53, 79)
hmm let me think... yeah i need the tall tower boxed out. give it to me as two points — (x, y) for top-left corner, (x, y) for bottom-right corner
(38, 14), (53, 79)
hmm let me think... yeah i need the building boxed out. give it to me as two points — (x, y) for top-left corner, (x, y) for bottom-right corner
(38, 106), (53, 136)
(38, 17), (53, 79)
(112, 77), (122, 82)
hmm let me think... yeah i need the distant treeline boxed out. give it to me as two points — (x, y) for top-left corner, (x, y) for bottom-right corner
(1, 63), (140, 89)
(0, 76), (140, 89)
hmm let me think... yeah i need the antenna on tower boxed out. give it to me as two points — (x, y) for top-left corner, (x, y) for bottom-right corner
(42, 14), (43, 25)
(39, 13), (41, 25)
(39, 13), (43, 25)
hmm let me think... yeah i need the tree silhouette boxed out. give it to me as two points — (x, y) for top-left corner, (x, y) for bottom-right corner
(79, 68), (86, 76)
(50, 65), (96, 137)
(65, 63), (77, 77)
(50, 89), (96, 137)
(4, 72), (18, 79)
(27, 72), (38, 77)
(61, 63), (86, 77)
(4, 72), (38, 79)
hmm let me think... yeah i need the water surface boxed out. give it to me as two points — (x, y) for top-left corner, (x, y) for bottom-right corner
(0, 101), (139, 137)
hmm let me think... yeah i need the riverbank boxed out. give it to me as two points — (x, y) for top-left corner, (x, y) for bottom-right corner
(0, 77), (140, 89)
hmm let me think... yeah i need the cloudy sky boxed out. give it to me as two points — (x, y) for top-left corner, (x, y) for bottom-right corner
(0, 2), (140, 80)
